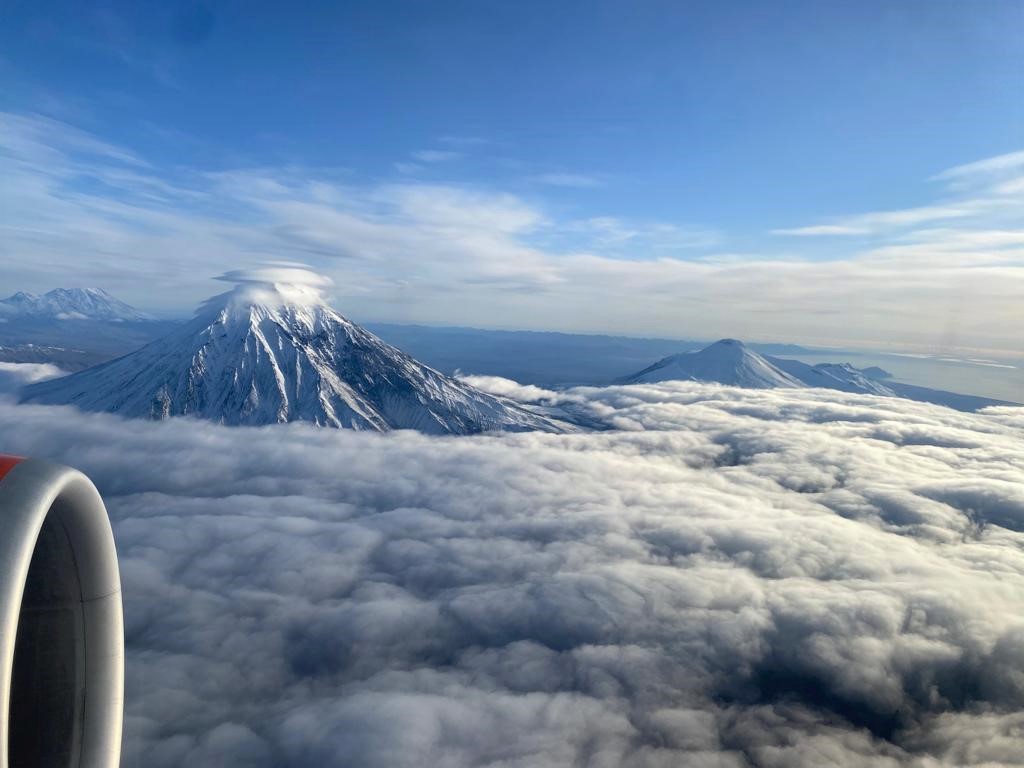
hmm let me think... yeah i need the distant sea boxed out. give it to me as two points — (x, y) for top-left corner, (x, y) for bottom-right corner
(789, 349), (1023, 404)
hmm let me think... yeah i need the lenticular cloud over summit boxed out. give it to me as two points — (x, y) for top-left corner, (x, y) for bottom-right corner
(211, 264), (335, 309)
(2, 382), (1024, 767)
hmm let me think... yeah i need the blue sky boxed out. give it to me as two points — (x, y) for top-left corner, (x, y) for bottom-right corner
(1, 0), (1023, 353)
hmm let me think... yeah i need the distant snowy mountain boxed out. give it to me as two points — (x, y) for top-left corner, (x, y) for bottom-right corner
(0, 288), (150, 321)
(626, 339), (805, 388)
(20, 268), (568, 434)
(624, 339), (1015, 412)
(767, 356), (897, 396)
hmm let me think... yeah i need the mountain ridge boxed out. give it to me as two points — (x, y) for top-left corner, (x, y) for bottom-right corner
(623, 339), (1015, 412)
(0, 287), (151, 322)
(20, 270), (569, 434)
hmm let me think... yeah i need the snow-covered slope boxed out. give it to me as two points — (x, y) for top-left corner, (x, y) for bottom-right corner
(20, 269), (567, 434)
(766, 357), (897, 396)
(626, 339), (804, 388)
(0, 288), (150, 321)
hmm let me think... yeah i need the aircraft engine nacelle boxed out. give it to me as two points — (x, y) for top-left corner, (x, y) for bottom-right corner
(0, 455), (123, 768)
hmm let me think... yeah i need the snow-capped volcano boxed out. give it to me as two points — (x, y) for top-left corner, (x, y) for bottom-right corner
(625, 338), (896, 394)
(0, 287), (150, 321)
(623, 338), (1015, 411)
(626, 339), (805, 388)
(20, 267), (566, 434)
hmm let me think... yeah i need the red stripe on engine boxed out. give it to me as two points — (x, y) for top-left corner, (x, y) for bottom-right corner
(0, 455), (24, 482)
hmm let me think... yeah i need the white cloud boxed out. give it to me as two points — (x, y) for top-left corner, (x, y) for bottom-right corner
(213, 263), (334, 308)
(933, 149), (1024, 181)
(772, 204), (975, 237)
(1, 385), (1023, 766)
(0, 361), (64, 392)
(2, 112), (1024, 353)
(0, 111), (147, 168)
(771, 150), (1024, 251)
(995, 175), (1024, 195)
(855, 204), (977, 227)
(559, 216), (720, 252)
(771, 224), (870, 236)
(455, 374), (562, 404)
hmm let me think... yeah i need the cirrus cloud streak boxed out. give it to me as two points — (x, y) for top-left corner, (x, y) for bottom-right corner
(2, 112), (1023, 353)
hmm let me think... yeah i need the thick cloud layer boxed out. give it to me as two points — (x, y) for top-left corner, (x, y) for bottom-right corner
(1, 384), (1024, 767)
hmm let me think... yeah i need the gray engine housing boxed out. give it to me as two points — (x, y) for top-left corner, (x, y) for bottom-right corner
(0, 458), (123, 768)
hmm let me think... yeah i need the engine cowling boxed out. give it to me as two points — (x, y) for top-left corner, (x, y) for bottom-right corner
(0, 456), (123, 768)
